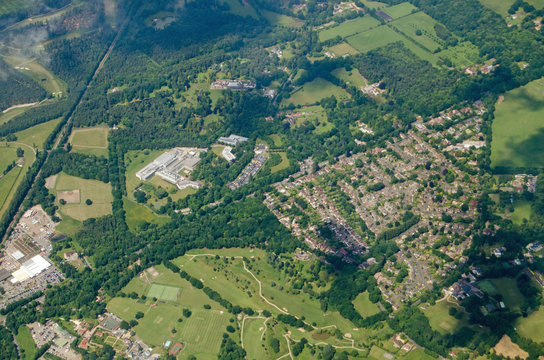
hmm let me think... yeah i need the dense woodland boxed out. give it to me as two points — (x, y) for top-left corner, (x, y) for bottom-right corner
(0, 58), (46, 111)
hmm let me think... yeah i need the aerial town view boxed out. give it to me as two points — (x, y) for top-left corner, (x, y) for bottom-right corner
(1, 0), (544, 359)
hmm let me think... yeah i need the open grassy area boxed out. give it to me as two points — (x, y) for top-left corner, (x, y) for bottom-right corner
(223, 0), (258, 18)
(0, 145), (35, 219)
(69, 126), (109, 157)
(516, 307), (544, 343)
(491, 77), (544, 169)
(328, 42), (360, 56)
(347, 24), (404, 51)
(360, 0), (388, 9)
(270, 152), (290, 173)
(478, 0), (515, 16)
(423, 300), (465, 335)
(352, 291), (381, 317)
(390, 11), (444, 52)
(282, 78), (350, 107)
(262, 10), (303, 27)
(14, 117), (62, 151)
(147, 283), (180, 301)
(383, 2), (418, 19)
(331, 67), (368, 88)
(511, 200), (532, 224)
(0, 146), (18, 171)
(3, 56), (67, 96)
(436, 41), (481, 68)
(490, 277), (525, 311)
(0, 105), (30, 125)
(123, 198), (170, 231)
(318, 16), (380, 42)
(16, 325), (37, 360)
(53, 172), (113, 221)
(242, 317), (270, 359)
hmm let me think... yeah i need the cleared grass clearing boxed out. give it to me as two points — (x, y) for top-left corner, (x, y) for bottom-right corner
(511, 200), (532, 224)
(328, 42), (360, 56)
(516, 307), (544, 343)
(16, 325), (37, 360)
(282, 78), (350, 107)
(262, 10), (303, 27)
(69, 127), (109, 157)
(360, 0), (388, 9)
(318, 16), (380, 42)
(223, 0), (258, 18)
(123, 198), (170, 230)
(271, 152), (289, 173)
(0, 146), (18, 171)
(0, 105), (30, 126)
(0, 146), (35, 219)
(3, 56), (67, 96)
(436, 41), (481, 68)
(390, 11), (443, 52)
(423, 300), (464, 335)
(54, 172), (112, 221)
(479, 0), (515, 16)
(383, 2), (418, 19)
(491, 77), (544, 169)
(14, 117), (62, 150)
(347, 25), (404, 52)
(331, 67), (368, 88)
(352, 291), (380, 317)
(490, 277), (525, 311)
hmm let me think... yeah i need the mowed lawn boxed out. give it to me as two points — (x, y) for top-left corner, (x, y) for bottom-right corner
(423, 300), (464, 334)
(282, 78), (350, 107)
(352, 291), (381, 317)
(69, 126), (109, 157)
(271, 152), (290, 173)
(242, 318), (270, 360)
(383, 2), (418, 19)
(478, 277), (525, 311)
(54, 172), (113, 221)
(347, 25), (405, 53)
(516, 307), (544, 343)
(318, 16), (380, 42)
(331, 67), (368, 88)
(490, 77), (544, 169)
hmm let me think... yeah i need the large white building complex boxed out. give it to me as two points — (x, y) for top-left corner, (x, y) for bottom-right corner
(218, 134), (248, 146)
(136, 148), (206, 190)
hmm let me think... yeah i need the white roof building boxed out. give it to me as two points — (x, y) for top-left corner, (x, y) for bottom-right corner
(10, 255), (51, 283)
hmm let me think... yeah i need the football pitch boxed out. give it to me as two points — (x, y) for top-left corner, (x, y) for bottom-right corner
(147, 284), (180, 301)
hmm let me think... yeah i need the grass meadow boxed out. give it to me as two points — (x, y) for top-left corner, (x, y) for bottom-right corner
(282, 78), (350, 107)
(318, 16), (380, 42)
(327, 42), (360, 56)
(270, 152), (290, 173)
(69, 126), (109, 157)
(478, 0), (515, 16)
(383, 2), (418, 19)
(423, 300), (465, 335)
(390, 11), (443, 52)
(490, 77), (544, 169)
(331, 67), (368, 88)
(14, 117), (62, 150)
(516, 307), (544, 342)
(0, 145), (35, 219)
(15, 325), (37, 360)
(352, 292), (381, 317)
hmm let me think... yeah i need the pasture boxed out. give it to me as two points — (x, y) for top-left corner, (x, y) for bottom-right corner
(14, 117), (62, 150)
(383, 2), (418, 19)
(390, 11), (444, 52)
(347, 25), (405, 52)
(69, 127), (109, 157)
(53, 172), (113, 221)
(331, 67), (368, 88)
(352, 291), (381, 317)
(423, 300), (464, 334)
(490, 77), (544, 169)
(282, 78), (350, 107)
(516, 307), (544, 343)
(328, 42), (360, 56)
(318, 16), (380, 42)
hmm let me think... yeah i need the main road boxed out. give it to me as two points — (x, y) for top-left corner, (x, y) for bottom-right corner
(1, 18), (129, 244)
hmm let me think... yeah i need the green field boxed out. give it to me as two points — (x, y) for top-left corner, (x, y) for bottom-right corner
(242, 318), (270, 360)
(490, 77), (544, 169)
(0, 146), (18, 172)
(331, 67), (368, 88)
(3, 56), (67, 96)
(383, 2), (418, 19)
(479, 277), (525, 311)
(478, 0), (515, 16)
(147, 284), (180, 301)
(318, 16), (380, 42)
(0, 145), (35, 219)
(270, 152), (290, 173)
(390, 12), (444, 52)
(53, 172), (113, 221)
(352, 292), (381, 317)
(262, 10), (303, 27)
(516, 307), (544, 342)
(347, 25), (405, 52)
(223, 0), (258, 18)
(360, 0), (388, 9)
(423, 300), (465, 334)
(0, 105), (31, 126)
(16, 325), (37, 360)
(14, 117), (62, 150)
(69, 126), (109, 157)
(282, 78), (350, 107)
(511, 200), (532, 224)
(436, 41), (481, 68)
(123, 198), (170, 230)
(328, 42), (360, 56)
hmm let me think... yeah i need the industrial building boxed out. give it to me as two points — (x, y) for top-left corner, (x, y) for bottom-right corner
(10, 255), (51, 283)
(221, 146), (236, 162)
(218, 134), (248, 146)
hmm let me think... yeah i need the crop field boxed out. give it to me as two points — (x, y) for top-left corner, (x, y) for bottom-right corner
(478, 0), (515, 16)
(147, 284), (180, 301)
(328, 42), (360, 56)
(14, 117), (62, 150)
(53, 172), (113, 221)
(490, 77), (544, 169)
(352, 291), (381, 317)
(331, 67), (368, 88)
(423, 300), (465, 334)
(282, 78), (350, 107)
(436, 41), (481, 68)
(318, 16), (380, 42)
(69, 127), (109, 157)
(383, 2), (418, 19)
(390, 12), (443, 52)
(516, 307), (544, 342)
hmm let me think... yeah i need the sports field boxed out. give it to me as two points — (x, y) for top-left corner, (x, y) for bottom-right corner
(490, 77), (544, 169)
(318, 16), (380, 42)
(282, 78), (350, 106)
(331, 67), (368, 88)
(53, 172), (113, 221)
(383, 2), (417, 19)
(390, 12), (443, 52)
(516, 307), (544, 342)
(147, 284), (180, 301)
(69, 127), (109, 157)
(352, 291), (381, 317)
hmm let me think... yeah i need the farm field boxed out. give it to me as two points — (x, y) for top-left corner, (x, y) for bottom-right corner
(52, 172), (113, 221)
(493, 335), (529, 359)
(328, 42), (360, 56)
(423, 300), (464, 334)
(282, 78), (350, 107)
(3, 56), (67, 96)
(490, 77), (544, 169)
(69, 126), (109, 157)
(347, 25), (404, 52)
(383, 2), (418, 19)
(123, 198), (170, 230)
(390, 11), (444, 52)
(352, 291), (381, 317)
(516, 307), (544, 342)
(331, 67), (368, 88)
(318, 16), (380, 42)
